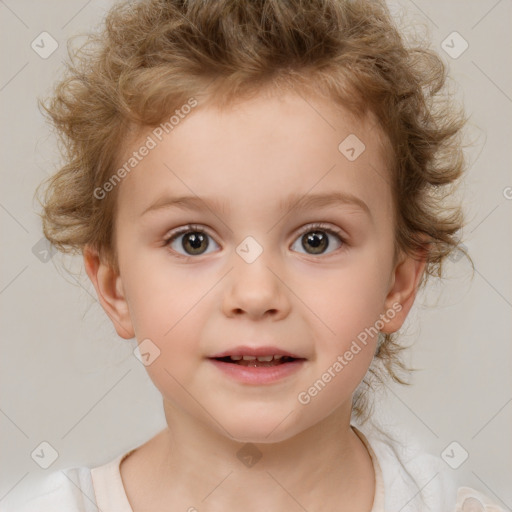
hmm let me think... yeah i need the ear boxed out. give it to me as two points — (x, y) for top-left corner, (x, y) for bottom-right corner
(83, 245), (135, 339)
(380, 247), (428, 334)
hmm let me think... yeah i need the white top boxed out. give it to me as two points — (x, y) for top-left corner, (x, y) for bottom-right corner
(8, 424), (506, 512)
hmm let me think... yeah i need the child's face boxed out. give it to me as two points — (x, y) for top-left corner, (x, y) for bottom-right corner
(86, 89), (425, 442)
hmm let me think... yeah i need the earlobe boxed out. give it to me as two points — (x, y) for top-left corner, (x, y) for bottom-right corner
(83, 246), (135, 340)
(380, 250), (428, 334)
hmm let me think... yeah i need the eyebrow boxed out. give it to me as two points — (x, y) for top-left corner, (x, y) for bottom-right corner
(140, 191), (371, 218)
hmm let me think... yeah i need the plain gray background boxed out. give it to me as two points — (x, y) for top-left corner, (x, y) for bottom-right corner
(1, 0), (511, 509)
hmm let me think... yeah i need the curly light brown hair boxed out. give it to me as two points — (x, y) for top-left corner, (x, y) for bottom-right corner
(36, 0), (471, 425)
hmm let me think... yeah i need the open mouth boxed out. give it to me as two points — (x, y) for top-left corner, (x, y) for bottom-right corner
(211, 355), (301, 367)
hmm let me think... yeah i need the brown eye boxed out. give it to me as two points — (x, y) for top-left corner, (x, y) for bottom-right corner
(302, 231), (329, 254)
(180, 231), (209, 255)
(164, 225), (219, 256)
(291, 224), (344, 256)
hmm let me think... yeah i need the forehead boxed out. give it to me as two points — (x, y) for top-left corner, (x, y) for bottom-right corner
(115, 89), (394, 226)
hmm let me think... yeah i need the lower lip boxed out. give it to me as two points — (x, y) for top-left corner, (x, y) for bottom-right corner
(208, 359), (305, 384)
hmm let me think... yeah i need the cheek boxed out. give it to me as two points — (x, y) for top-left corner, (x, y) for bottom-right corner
(119, 246), (198, 336)
(300, 259), (390, 347)
(132, 308), (205, 409)
(128, 285), (202, 360)
(293, 345), (374, 429)
(119, 252), (209, 356)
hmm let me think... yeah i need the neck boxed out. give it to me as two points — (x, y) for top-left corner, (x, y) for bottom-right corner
(121, 399), (376, 511)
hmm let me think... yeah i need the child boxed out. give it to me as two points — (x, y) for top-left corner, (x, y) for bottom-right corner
(13, 0), (506, 510)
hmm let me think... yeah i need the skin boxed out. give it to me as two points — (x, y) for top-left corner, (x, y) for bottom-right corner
(84, 87), (427, 511)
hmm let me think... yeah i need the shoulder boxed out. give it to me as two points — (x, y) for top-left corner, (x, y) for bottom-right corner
(367, 427), (458, 511)
(353, 421), (506, 512)
(3, 466), (96, 512)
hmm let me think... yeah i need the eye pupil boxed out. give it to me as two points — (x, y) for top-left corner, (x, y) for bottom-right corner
(303, 231), (328, 254)
(183, 232), (208, 254)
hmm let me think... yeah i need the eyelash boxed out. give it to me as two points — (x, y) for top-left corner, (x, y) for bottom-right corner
(163, 222), (347, 257)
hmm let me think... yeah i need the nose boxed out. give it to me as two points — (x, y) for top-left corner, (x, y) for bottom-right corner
(221, 249), (292, 321)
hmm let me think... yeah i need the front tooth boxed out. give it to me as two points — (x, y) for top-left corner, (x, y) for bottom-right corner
(256, 355), (274, 362)
(242, 355), (256, 361)
(230, 355), (243, 361)
(273, 355), (283, 360)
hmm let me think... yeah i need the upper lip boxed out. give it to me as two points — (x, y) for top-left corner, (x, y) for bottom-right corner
(209, 345), (305, 359)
